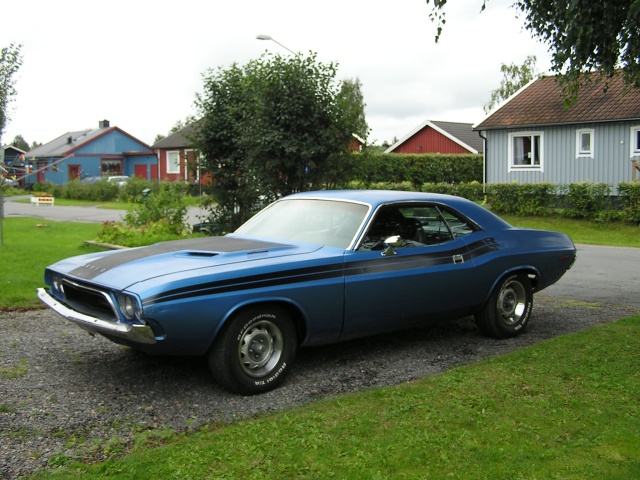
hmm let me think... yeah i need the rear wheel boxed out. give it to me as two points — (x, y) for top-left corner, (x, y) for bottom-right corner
(475, 273), (533, 339)
(208, 305), (297, 395)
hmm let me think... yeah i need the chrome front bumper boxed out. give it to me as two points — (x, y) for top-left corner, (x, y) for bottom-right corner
(37, 288), (157, 345)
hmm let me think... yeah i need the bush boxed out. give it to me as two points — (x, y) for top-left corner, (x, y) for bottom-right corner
(117, 177), (157, 203)
(349, 153), (483, 187)
(619, 182), (640, 224)
(95, 220), (194, 247)
(485, 183), (555, 215)
(559, 182), (611, 220)
(420, 181), (484, 201)
(123, 182), (189, 234)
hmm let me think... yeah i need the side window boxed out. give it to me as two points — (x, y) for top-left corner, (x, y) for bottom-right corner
(358, 204), (477, 251)
(576, 129), (594, 158)
(631, 126), (640, 156)
(508, 131), (543, 170)
(167, 151), (180, 174)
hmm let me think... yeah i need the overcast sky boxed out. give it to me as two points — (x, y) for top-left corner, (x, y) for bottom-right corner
(1, 0), (551, 149)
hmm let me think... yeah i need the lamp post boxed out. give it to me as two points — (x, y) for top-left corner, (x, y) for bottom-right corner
(256, 34), (296, 54)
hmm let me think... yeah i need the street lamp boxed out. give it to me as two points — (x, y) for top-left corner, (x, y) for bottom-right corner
(256, 34), (296, 54)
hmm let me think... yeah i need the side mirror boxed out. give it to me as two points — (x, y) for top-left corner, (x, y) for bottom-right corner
(382, 235), (402, 256)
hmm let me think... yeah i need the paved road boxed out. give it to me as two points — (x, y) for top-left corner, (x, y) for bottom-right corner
(543, 243), (640, 308)
(1, 195), (210, 225)
(3, 195), (639, 308)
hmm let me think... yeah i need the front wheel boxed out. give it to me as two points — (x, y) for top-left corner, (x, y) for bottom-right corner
(475, 273), (533, 339)
(208, 305), (297, 395)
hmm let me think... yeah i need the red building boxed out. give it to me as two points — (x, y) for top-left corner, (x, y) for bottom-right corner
(385, 120), (483, 155)
(151, 124), (203, 183)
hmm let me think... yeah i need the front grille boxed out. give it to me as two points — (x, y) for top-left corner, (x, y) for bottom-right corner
(61, 279), (118, 321)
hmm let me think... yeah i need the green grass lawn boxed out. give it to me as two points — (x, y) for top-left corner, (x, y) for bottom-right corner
(501, 214), (640, 248)
(0, 218), (103, 309)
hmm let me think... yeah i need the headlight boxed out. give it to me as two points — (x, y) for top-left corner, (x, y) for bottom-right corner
(51, 273), (64, 294)
(118, 293), (140, 320)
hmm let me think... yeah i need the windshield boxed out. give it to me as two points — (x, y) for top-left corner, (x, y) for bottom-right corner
(234, 198), (369, 249)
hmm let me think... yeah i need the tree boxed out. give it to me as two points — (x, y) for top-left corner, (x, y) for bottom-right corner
(425, 1), (640, 105)
(337, 78), (369, 140)
(11, 134), (29, 151)
(193, 52), (366, 231)
(484, 55), (539, 113)
(1, 43), (23, 247)
(0, 43), (23, 157)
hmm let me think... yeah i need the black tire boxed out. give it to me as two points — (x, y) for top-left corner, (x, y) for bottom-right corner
(208, 305), (297, 395)
(475, 273), (533, 339)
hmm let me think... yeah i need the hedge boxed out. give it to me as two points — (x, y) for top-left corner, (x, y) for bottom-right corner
(346, 153), (483, 186)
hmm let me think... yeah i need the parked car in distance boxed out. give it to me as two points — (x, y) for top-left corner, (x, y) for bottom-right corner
(80, 175), (129, 186)
(106, 175), (129, 186)
(38, 190), (576, 395)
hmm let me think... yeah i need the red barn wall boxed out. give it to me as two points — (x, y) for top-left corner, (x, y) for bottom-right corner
(392, 127), (468, 154)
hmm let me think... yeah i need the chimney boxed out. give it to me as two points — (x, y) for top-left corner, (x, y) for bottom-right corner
(99, 120), (110, 128)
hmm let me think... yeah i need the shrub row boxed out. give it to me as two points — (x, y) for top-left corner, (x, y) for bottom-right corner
(346, 153), (483, 186)
(32, 177), (160, 203)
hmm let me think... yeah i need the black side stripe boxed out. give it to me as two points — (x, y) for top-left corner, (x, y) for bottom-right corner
(142, 238), (499, 307)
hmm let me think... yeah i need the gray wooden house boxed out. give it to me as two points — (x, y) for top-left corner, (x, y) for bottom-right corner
(474, 72), (640, 190)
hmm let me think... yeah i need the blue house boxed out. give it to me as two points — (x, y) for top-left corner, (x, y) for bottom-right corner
(474, 72), (640, 190)
(24, 120), (157, 185)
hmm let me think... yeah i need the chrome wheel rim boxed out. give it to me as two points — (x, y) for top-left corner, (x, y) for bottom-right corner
(497, 280), (526, 325)
(238, 320), (283, 378)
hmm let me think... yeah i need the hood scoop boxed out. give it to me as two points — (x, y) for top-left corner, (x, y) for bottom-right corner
(179, 251), (219, 258)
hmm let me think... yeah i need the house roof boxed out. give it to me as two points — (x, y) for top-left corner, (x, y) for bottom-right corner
(474, 72), (640, 130)
(385, 120), (483, 154)
(26, 123), (152, 158)
(151, 124), (197, 149)
(27, 129), (97, 157)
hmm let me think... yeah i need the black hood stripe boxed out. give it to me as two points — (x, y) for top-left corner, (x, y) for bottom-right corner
(69, 237), (288, 281)
(142, 238), (499, 307)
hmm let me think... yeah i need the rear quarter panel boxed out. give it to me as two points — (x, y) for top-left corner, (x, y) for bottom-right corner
(462, 227), (575, 304)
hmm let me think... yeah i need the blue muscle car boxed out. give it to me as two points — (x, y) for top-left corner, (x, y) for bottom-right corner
(38, 190), (576, 394)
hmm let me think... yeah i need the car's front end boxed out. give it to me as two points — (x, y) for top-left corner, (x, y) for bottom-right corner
(38, 277), (155, 345)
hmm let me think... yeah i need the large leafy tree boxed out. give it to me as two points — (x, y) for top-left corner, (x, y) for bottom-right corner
(194, 52), (364, 231)
(425, 1), (640, 104)
(484, 55), (539, 113)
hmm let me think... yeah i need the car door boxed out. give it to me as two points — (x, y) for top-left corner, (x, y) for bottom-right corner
(341, 203), (481, 339)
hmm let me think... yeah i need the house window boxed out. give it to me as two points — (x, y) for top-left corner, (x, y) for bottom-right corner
(101, 159), (122, 175)
(631, 126), (640, 156)
(576, 129), (594, 157)
(509, 132), (542, 170)
(167, 151), (180, 174)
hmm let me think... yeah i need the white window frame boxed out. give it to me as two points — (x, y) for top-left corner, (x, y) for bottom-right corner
(631, 126), (640, 157)
(167, 151), (180, 174)
(576, 128), (594, 158)
(508, 131), (543, 171)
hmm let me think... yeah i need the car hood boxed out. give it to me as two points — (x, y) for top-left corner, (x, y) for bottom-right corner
(51, 235), (321, 289)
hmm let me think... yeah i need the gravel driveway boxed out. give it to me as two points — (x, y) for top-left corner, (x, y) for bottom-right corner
(1, 297), (638, 479)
